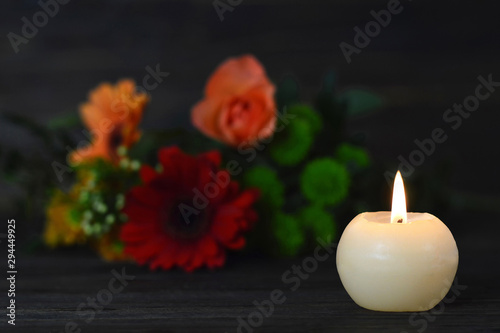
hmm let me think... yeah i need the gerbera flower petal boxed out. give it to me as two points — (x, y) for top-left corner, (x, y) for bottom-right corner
(228, 187), (260, 209)
(210, 211), (242, 245)
(122, 200), (160, 224)
(127, 186), (167, 208)
(120, 146), (259, 272)
(149, 238), (179, 270)
(206, 250), (226, 269)
(225, 235), (246, 250)
(125, 235), (166, 265)
(186, 252), (206, 272)
(158, 147), (199, 191)
(199, 150), (222, 167)
(198, 235), (219, 257)
(139, 165), (158, 184)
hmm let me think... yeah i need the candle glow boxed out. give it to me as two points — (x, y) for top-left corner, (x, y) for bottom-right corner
(391, 171), (407, 224)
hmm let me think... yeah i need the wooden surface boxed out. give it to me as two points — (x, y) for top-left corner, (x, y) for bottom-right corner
(4, 237), (500, 333)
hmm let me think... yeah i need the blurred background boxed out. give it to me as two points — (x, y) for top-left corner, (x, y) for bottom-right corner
(1, 0), (499, 248)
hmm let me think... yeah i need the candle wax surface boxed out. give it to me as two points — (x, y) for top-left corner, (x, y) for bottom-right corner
(336, 212), (459, 312)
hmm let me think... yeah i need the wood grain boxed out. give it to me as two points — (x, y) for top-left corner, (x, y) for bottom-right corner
(3, 240), (499, 333)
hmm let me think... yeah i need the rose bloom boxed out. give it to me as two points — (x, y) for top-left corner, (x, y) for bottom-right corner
(71, 79), (149, 165)
(120, 146), (259, 272)
(191, 55), (276, 147)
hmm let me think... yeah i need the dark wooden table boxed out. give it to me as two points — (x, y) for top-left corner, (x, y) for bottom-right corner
(4, 237), (499, 333)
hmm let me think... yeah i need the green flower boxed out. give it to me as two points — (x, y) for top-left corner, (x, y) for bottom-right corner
(299, 205), (337, 241)
(273, 213), (304, 256)
(269, 118), (313, 166)
(243, 166), (284, 208)
(336, 143), (370, 169)
(301, 158), (350, 206)
(288, 104), (323, 134)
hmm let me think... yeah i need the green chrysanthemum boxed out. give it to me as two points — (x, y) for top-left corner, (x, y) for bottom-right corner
(273, 213), (304, 256)
(288, 104), (323, 134)
(301, 158), (350, 206)
(335, 143), (370, 169)
(299, 205), (337, 241)
(243, 166), (284, 209)
(269, 119), (313, 166)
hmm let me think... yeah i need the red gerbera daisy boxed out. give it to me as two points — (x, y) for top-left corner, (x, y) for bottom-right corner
(120, 146), (259, 272)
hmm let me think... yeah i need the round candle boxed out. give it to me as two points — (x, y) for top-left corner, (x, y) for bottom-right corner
(336, 172), (459, 312)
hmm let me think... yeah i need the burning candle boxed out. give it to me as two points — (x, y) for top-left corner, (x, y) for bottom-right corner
(336, 171), (459, 312)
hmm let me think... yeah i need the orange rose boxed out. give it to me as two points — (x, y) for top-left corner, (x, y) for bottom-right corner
(191, 55), (276, 147)
(71, 79), (149, 165)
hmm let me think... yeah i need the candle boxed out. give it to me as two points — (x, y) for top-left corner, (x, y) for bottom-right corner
(336, 171), (459, 312)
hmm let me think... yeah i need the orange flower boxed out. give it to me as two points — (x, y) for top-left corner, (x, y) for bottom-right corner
(71, 79), (149, 165)
(191, 55), (276, 147)
(43, 189), (86, 248)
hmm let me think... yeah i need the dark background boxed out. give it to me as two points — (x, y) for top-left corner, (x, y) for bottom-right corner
(0, 1), (499, 332)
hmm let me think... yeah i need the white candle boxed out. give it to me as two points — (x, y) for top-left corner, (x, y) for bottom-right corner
(336, 171), (459, 312)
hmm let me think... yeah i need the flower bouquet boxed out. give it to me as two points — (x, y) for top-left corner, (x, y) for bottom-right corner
(3, 55), (385, 272)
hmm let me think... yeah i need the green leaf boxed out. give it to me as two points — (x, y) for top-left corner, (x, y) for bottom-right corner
(2, 149), (24, 180)
(275, 76), (300, 111)
(272, 213), (304, 256)
(335, 143), (371, 171)
(339, 89), (383, 116)
(320, 71), (336, 94)
(55, 130), (79, 149)
(47, 112), (80, 130)
(149, 128), (190, 142)
(128, 128), (188, 162)
(314, 73), (346, 149)
(2, 112), (52, 146)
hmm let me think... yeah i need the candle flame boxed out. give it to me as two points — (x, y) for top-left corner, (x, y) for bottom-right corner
(391, 171), (407, 224)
